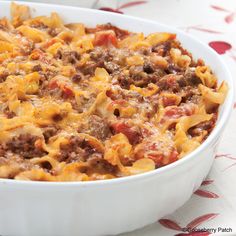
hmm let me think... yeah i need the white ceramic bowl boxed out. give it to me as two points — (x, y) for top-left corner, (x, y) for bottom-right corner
(0, 1), (234, 236)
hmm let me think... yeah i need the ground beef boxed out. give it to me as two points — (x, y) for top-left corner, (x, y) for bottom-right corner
(19, 39), (34, 56)
(0, 152), (36, 176)
(71, 73), (83, 83)
(83, 47), (122, 75)
(116, 74), (132, 89)
(3, 106), (16, 119)
(47, 27), (61, 37)
(176, 75), (188, 87)
(87, 155), (117, 174)
(157, 74), (180, 92)
(6, 134), (47, 159)
(143, 62), (155, 74)
(138, 47), (152, 56)
(86, 115), (111, 141)
(56, 50), (80, 64)
(0, 144), (5, 157)
(173, 70), (202, 89)
(4, 110), (16, 119)
(78, 48), (115, 75)
(180, 86), (201, 104)
(104, 61), (120, 74)
(77, 60), (104, 75)
(152, 41), (171, 57)
(41, 125), (59, 142)
(165, 63), (183, 74)
(58, 136), (103, 163)
(106, 86), (143, 102)
(188, 115), (217, 138)
(39, 161), (53, 171)
(182, 70), (202, 86)
(90, 47), (113, 61)
(129, 66), (150, 87)
(0, 71), (9, 83)
(32, 64), (43, 72)
(148, 70), (167, 84)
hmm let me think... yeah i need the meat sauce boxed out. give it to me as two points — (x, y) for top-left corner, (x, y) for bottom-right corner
(0, 3), (227, 181)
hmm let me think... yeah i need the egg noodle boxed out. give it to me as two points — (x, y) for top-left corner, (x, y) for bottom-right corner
(0, 3), (228, 181)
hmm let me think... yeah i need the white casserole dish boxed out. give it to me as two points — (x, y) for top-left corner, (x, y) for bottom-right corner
(0, 1), (234, 236)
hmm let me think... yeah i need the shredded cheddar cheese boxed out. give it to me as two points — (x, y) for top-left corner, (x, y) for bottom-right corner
(0, 3), (228, 182)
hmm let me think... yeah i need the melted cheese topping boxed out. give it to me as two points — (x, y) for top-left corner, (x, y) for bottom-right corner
(0, 3), (228, 181)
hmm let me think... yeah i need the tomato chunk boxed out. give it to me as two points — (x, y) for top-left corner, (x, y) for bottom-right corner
(162, 96), (179, 107)
(148, 150), (178, 166)
(134, 137), (179, 167)
(161, 103), (196, 124)
(168, 150), (179, 163)
(93, 30), (118, 47)
(30, 49), (52, 65)
(48, 80), (74, 99)
(62, 85), (74, 99)
(147, 154), (164, 167)
(48, 80), (59, 90)
(111, 122), (141, 145)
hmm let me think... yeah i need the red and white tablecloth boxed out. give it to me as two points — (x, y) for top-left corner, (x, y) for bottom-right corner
(14, 0), (236, 235)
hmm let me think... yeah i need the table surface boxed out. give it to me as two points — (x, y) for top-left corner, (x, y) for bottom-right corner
(11, 0), (236, 235)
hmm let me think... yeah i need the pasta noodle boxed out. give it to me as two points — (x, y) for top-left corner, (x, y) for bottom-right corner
(0, 3), (228, 181)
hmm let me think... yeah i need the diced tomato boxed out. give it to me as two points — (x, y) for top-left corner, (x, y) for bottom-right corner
(44, 38), (61, 48)
(162, 96), (178, 107)
(111, 122), (141, 145)
(161, 104), (196, 123)
(30, 49), (51, 64)
(148, 149), (178, 167)
(106, 89), (119, 100)
(165, 75), (177, 87)
(112, 99), (127, 106)
(93, 30), (118, 47)
(30, 49), (44, 60)
(48, 80), (74, 99)
(165, 107), (185, 119)
(158, 74), (180, 91)
(62, 85), (74, 99)
(165, 106), (194, 117)
(140, 127), (153, 138)
(134, 138), (179, 167)
(111, 122), (127, 133)
(106, 89), (113, 98)
(87, 24), (130, 40)
(168, 150), (179, 163)
(148, 154), (164, 167)
(107, 100), (127, 112)
(48, 80), (59, 89)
